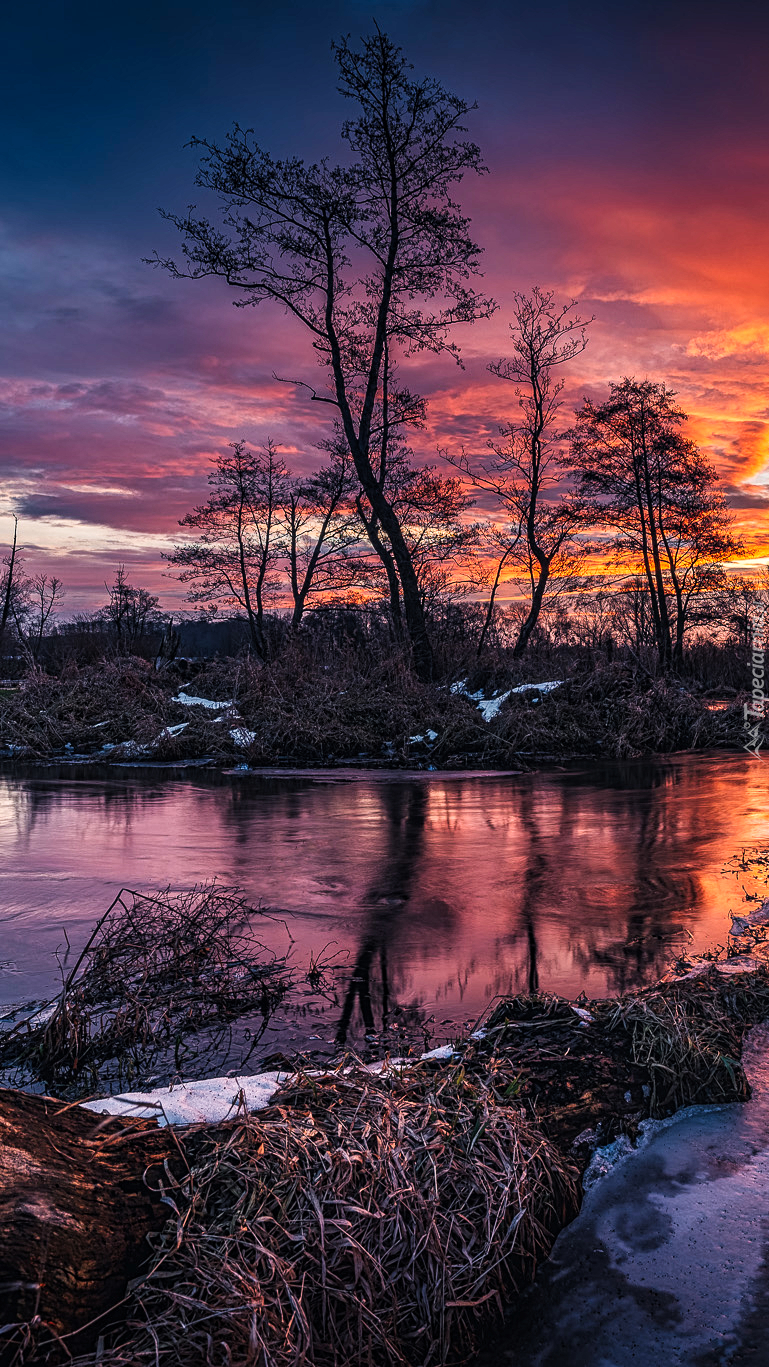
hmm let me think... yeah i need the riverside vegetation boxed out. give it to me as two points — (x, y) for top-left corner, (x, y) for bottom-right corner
(0, 619), (760, 770)
(3, 950), (769, 1367)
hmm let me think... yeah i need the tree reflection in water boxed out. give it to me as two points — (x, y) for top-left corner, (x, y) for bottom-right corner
(335, 784), (432, 1046)
(0, 758), (766, 1040)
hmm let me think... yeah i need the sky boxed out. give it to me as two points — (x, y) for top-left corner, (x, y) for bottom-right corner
(2, 0), (769, 612)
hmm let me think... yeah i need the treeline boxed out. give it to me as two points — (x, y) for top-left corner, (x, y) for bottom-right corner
(158, 365), (742, 674)
(0, 534), (763, 686)
(0, 556), (173, 669)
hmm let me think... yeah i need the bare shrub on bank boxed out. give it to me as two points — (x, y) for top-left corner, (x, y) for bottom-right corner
(0, 885), (293, 1094)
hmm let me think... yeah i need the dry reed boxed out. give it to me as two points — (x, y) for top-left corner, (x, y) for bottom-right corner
(88, 1060), (578, 1367)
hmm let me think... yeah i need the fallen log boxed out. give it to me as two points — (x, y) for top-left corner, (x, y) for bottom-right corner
(0, 1088), (178, 1360)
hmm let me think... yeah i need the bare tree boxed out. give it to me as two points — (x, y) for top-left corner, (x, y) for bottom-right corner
(12, 573), (64, 662)
(0, 517), (21, 653)
(100, 567), (161, 650)
(474, 524), (523, 657)
(569, 379), (740, 670)
(715, 575), (764, 649)
(150, 30), (495, 679)
(355, 446), (478, 622)
(168, 441), (289, 659)
(282, 449), (361, 630)
(393, 463), (478, 612)
(447, 288), (589, 656)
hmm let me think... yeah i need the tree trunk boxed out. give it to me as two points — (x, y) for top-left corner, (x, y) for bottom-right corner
(0, 1088), (178, 1358)
(356, 499), (405, 642)
(0, 518), (18, 651)
(372, 502), (432, 678)
(513, 557), (550, 658)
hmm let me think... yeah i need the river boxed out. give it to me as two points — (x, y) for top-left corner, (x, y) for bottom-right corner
(1, 752), (766, 1056)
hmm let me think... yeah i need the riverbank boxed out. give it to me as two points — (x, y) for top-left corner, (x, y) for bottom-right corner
(474, 1018), (769, 1367)
(4, 954), (769, 1366)
(0, 655), (755, 772)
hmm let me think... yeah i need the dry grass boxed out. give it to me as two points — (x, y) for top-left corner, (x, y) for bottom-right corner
(13, 967), (769, 1367)
(0, 660), (174, 759)
(473, 972), (769, 1122)
(85, 1061), (578, 1367)
(486, 665), (748, 762)
(602, 984), (749, 1112)
(0, 653), (757, 768)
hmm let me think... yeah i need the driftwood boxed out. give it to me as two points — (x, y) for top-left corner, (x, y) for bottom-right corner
(0, 1089), (177, 1357)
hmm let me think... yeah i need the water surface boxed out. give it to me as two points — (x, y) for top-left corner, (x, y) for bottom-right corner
(0, 754), (767, 1050)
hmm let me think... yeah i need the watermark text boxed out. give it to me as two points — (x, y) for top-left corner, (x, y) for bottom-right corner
(744, 602), (767, 759)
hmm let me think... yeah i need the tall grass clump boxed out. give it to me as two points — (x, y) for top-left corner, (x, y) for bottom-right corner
(0, 885), (293, 1095)
(90, 1061), (578, 1367)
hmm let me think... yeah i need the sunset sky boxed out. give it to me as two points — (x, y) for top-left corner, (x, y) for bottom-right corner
(2, 0), (769, 611)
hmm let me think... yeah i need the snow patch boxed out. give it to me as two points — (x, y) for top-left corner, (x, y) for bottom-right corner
(112, 739), (149, 758)
(230, 727), (257, 748)
(173, 692), (234, 710)
(450, 677), (563, 722)
(571, 1006), (595, 1025)
(0, 1001), (57, 1033)
(508, 680), (563, 695)
(82, 1071), (287, 1127)
(420, 1043), (458, 1061)
(80, 1040), (464, 1127)
(476, 692), (511, 722)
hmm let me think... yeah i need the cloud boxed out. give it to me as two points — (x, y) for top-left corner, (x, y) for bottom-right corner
(5, 5), (769, 606)
(686, 326), (769, 363)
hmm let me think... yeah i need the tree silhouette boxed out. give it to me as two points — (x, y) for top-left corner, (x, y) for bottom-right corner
(569, 379), (740, 669)
(151, 29), (494, 678)
(168, 441), (289, 659)
(446, 289), (589, 656)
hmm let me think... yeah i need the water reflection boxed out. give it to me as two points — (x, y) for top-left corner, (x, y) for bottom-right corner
(0, 756), (767, 1047)
(336, 785), (435, 1044)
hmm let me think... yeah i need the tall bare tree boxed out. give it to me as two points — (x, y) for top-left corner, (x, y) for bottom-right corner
(151, 30), (495, 678)
(0, 517), (21, 653)
(355, 444), (478, 625)
(447, 288), (589, 656)
(569, 379), (740, 669)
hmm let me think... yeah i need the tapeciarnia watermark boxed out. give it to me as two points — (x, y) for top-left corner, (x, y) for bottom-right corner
(744, 600), (767, 759)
